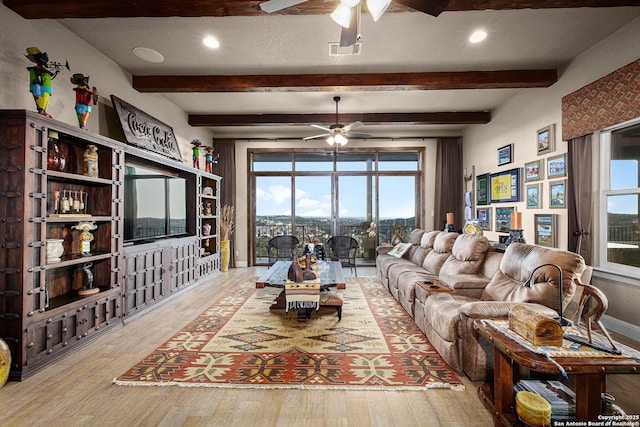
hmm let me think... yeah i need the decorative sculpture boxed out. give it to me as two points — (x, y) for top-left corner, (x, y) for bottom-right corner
(204, 146), (220, 173)
(25, 47), (68, 117)
(78, 262), (99, 296)
(287, 251), (304, 283)
(191, 139), (202, 169)
(70, 73), (98, 128)
(72, 221), (97, 255)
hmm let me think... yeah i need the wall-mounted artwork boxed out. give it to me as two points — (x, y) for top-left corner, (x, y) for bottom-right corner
(537, 124), (555, 155)
(549, 179), (567, 208)
(476, 173), (490, 206)
(476, 207), (491, 231)
(526, 183), (542, 209)
(490, 168), (521, 203)
(495, 206), (516, 233)
(524, 159), (544, 182)
(547, 153), (567, 178)
(497, 144), (513, 166)
(534, 214), (557, 247)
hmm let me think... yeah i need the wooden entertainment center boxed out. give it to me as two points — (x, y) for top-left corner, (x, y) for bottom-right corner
(0, 110), (221, 380)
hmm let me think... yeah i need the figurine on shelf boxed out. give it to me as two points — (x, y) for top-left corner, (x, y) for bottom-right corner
(204, 147), (220, 173)
(78, 262), (99, 296)
(83, 144), (99, 177)
(191, 139), (202, 169)
(71, 73), (98, 129)
(25, 47), (69, 117)
(72, 221), (97, 255)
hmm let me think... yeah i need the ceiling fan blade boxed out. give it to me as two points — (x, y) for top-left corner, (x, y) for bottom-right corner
(343, 121), (364, 132)
(259, 0), (308, 13)
(303, 133), (330, 140)
(339, 4), (360, 47)
(345, 132), (372, 139)
(310, 124), (332, 132)
(393, 0), (450, 17)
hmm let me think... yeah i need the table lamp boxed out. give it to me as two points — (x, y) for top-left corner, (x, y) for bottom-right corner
(523, 263), (571, 327)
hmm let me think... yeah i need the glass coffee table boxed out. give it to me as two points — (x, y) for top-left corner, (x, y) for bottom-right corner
(256, 260), (345, 321)
(256, 260), (345, 290)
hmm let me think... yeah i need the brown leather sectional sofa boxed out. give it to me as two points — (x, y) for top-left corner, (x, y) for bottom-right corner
(376, 228), (587, 381)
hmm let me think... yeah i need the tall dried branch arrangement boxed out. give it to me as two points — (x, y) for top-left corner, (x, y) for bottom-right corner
(221, 204), (234, 241)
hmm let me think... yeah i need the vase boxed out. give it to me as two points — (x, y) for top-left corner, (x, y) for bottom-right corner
(47, 131), (66, 171)
(202, 223), (211, 236)
(0, 337), (11, 388)
(46, 238), (65, 263)
(221, 239), (230, 272)
(83, 144), (99, 178)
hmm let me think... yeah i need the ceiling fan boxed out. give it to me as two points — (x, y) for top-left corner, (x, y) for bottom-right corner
(303, 96), (371, 146)
(259, 0), (451, 19)
(260, 0), (450, 47)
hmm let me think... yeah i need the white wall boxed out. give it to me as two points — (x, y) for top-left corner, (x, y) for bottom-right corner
(463, 16), (640, 250)
(463, 16), (640, 339)
(0, 5), (214, 163)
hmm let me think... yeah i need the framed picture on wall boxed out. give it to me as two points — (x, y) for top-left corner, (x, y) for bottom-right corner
(549, 179), (567, 208)
(537, 124), (555, 155)
(524, 159), (544, 182)
(489, 168), (521, 203)
(476, 207), (491, 231)
(497, 144), (513, 166)
(476, 173), (490, 206)
(534, 214), (557, 247)
(495, 206), (516, 233)
(526, 183), (542, 209)
(547, 153), (567, 178)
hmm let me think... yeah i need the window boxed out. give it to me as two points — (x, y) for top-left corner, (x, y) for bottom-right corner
(250, 149), (422, 266)
(600, 120), (640, 275)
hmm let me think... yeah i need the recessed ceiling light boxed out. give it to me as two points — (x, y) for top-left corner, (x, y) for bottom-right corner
(203, 36), (220, 49)
(132, 47), (165, 63)
(469, 30), (487, 43)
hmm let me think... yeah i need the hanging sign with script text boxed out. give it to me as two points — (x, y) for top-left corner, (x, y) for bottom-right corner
(111, 95), (182, 162)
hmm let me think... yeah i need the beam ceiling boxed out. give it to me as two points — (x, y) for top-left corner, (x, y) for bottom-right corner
(4, 0), (638, 19)
(133, 70), (557, 93)
(188, 111), (491, 127)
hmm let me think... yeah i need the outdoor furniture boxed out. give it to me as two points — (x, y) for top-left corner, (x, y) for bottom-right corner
(265, 235), (300, 267)
(326, 235), (359, 276)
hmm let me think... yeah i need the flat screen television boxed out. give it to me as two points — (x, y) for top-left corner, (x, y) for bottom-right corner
(124, 161), (188, 244)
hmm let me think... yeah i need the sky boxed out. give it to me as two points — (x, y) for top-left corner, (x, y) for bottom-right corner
(609, 160), (639, 215)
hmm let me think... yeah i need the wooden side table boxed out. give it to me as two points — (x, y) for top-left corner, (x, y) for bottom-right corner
(416, 279), (453, 293)
(474, 320), (640, 426)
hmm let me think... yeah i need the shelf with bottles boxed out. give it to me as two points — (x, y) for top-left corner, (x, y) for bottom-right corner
(46, 129), (113, 181)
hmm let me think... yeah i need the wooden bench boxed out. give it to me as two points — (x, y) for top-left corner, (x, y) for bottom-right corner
(319, 291), (343, 321)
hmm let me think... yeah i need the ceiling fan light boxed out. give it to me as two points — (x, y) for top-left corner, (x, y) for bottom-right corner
(367, 0), (390, 21)
(340, 0), (360, 7)
(335, 134), (348, 145)
(326, 136), (336, 146)
(331, 4), (352, 28)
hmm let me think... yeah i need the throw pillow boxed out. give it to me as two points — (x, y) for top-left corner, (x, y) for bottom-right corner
(388, 242), (412, 258)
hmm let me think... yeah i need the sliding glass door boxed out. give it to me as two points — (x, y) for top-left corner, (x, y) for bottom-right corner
(251, 149), (421, 266)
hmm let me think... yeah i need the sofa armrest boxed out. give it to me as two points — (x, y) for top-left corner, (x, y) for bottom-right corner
(459, 301), (557, 320)
(377, 246), (393, 255)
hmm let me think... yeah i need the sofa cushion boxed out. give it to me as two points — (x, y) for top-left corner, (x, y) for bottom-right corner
(420, 230), (440, 249)
(388, 242), (412, 258)
(439, 235), (491, 277)
(409, 229), (426, 245)
(410, 246), (428, 266)
(421, 232), (457, 275)
(481, 243), (586, 312)
(424, 293), (475, 342)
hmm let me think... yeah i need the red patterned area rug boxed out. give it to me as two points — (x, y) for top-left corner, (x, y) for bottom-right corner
(113, 276), (464, 390)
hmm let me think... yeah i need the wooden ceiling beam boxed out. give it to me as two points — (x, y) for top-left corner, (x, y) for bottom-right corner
(4, 0), (638, 19)
(133, 69), (557, 93)
(188, 111), (491, 126)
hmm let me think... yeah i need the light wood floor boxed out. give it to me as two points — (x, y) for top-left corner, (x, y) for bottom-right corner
(1, 267), (637, 426)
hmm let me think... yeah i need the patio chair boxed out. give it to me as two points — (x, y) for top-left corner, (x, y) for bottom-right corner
(265, 235), (300, 267)
(326, 235), (359, 276)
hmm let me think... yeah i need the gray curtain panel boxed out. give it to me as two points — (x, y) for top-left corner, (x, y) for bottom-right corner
(434, 137), (463, 231)
(567, 134), (592, 264)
